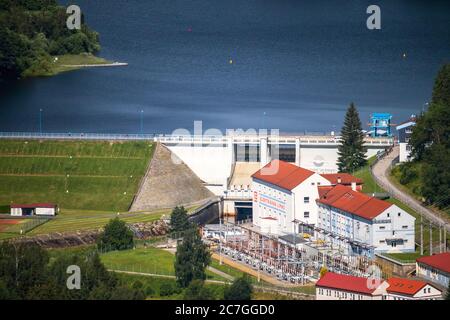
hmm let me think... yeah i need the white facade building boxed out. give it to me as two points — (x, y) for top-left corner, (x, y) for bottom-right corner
(416, 252), (450, 288)
(317, 185), (415, 256)
(315, 272), (388, 300)
(396, 117), (416, 163)
(251, 160), (331, 235)
(315, 272), (442, 300)
(384, 277), (442, 300)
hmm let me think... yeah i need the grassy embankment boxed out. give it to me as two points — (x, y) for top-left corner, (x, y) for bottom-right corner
(0, 139), (156, 238)
(353, 157), (450, 262)
(38, 53), (112, 77)
(390, 163), (450, 217)
(47, 245), (307, 300)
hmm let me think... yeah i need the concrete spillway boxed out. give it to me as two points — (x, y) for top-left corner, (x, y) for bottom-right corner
(130, 143), (214, 211)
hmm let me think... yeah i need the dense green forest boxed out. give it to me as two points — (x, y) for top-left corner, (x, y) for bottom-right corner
(0, 0), (100, 80)
(392, 64), (450, 213)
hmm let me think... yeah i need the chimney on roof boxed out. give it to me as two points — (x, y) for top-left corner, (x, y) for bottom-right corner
(337, 177), (342, 184)
(351, 182), (357, 191)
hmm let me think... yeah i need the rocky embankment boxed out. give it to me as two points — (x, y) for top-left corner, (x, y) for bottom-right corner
(8, 219), (169, 249)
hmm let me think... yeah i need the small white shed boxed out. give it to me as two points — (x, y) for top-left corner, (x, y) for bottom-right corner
(10, 203), (58, 216)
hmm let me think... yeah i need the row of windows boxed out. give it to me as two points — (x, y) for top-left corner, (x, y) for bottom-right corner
(317, 288), (364, 300)
(379, 225), (409, 230)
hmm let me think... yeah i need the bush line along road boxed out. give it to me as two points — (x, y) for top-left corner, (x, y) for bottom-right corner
(372, 146), (450, 232)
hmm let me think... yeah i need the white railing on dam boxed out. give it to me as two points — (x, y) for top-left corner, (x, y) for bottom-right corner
(0, 132), (394, 146)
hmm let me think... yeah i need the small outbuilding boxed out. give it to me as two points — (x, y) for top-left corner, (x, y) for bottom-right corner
(10, 203), (58, 217)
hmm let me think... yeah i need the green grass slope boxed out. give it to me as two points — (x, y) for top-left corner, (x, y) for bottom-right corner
(0, 140), (154, 212)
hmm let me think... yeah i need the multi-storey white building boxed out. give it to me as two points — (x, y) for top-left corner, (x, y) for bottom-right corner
(315, 272), (442, 300)
(416, 252), (450, 288)
(385, 277), (442, 300)
(316, 185), (415, 256)
(396, 116), (416, 163)
(251, 160), (331, 235)
(315, 272), (388, 300)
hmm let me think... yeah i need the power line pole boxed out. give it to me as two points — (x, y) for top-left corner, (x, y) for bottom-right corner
(420, 215), (423, 255)
(429, 221), (433, 256)
(439, 224), (442, 253)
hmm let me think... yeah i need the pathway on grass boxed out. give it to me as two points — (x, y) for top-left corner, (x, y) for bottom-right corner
(371, 146), (450, 232)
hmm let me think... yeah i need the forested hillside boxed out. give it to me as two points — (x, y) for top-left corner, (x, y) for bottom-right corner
(0, 0), (100, 80)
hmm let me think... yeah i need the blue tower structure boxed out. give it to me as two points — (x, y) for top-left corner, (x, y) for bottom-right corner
(370, 113), (392, 137)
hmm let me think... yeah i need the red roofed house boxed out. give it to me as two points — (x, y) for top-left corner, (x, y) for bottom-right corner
(251, 160), (332, 235)
(11, 203), (58, 216)
(320, 173), (363, 191)
(315, 272), (389, 300)
(385, 277), (442, 300)
(316, 185), (415, 256)
(416, 252), (450, 288)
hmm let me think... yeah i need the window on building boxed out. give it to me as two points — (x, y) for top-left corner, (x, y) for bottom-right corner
(387, 213), (390, 217)
(398, 212), (401, 217)
(304, 197), (310, 203)
(380, 226), (385, 230)
(304, 212), (310, 218)
(402, 225), (408, 229)
(311, 182), (315, 186)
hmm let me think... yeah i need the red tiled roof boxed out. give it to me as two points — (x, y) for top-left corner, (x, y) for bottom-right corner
(316, 272), (378, 295)
(320, 173), (363, 186)
(317, 185), (392, 220)
(11, 203), (57, 209)
(318, 186), (334, 199)
(252, 160), (315, 191)
(386, 278), (428, 296)
(416, 252), (450, 274)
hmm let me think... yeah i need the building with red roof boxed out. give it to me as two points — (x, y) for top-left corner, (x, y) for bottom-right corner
(251, 160), (332, 235)
(320, 173), (363, 191)
(416, 252), (450, 288)
(315, 272), (442, 300)
(316, 185), (415, 255)
(11, 203), (58, 216)
(315, 272), (388, 300)
(385, 277), (442, 300)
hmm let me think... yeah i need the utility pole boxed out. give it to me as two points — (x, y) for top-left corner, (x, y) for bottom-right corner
(140, 110), (144, 135)
(39, 108), (43, 134)
(439, 224), (442, 253)
(420, 215), (423, 255)
(429, 221), (433, 256)
(444, 224), (447, 253)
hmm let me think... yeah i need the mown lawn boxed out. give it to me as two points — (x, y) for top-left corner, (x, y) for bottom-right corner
(0, 139), (154, 211)
(100, 247), (227, 281)
(353, 156), (385, 194)
(28, 209), (166, 235)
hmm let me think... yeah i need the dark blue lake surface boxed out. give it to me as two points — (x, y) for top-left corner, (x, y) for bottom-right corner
(1, 0), (449, 134)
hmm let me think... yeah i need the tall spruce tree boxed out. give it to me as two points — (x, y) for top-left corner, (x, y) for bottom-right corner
(174, 228), (211, 288)
(337, 103), (367, 172)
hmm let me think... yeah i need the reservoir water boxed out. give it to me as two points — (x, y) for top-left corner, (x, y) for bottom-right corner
(0, 0), (449, 134)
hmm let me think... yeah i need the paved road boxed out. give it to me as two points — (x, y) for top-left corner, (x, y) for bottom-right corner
(371, 145), (450, 233)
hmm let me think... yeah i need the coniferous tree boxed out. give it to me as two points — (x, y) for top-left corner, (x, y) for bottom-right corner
(170, 206), (192, 237)
(224, 276), (253, 300)
(174, 228), (211, 288)
(337, 103), (367, 173)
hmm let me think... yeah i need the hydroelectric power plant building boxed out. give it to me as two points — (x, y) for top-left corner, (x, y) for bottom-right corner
(250, 160), (415, 256)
